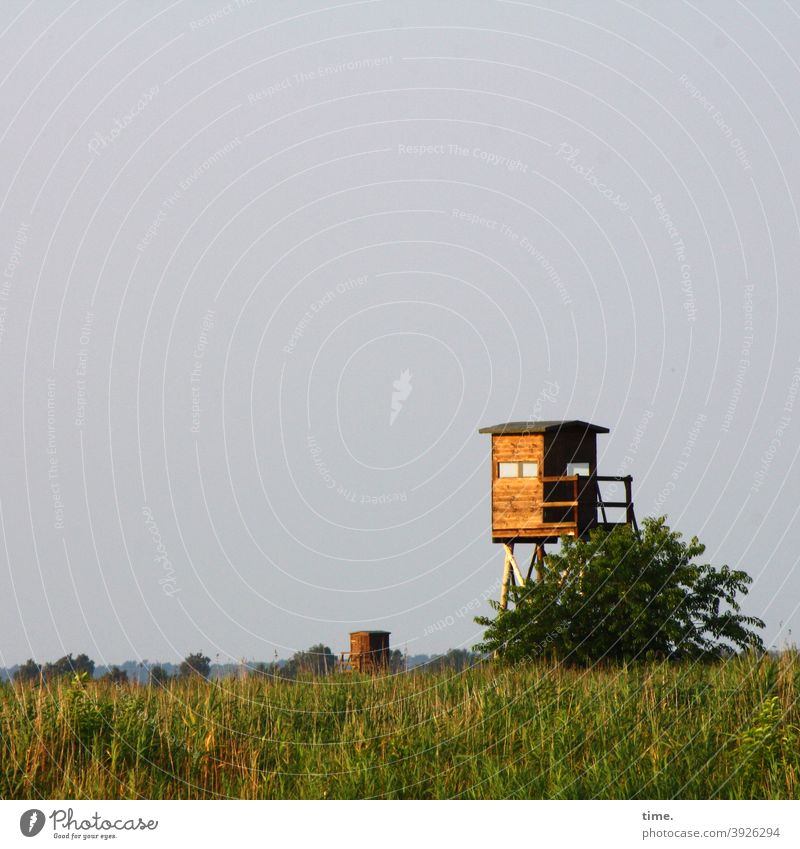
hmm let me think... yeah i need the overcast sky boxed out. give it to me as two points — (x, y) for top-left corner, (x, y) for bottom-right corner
(1, 0), (799, 666)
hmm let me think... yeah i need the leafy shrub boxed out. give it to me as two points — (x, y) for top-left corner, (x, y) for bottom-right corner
(475, 517), (764, 664)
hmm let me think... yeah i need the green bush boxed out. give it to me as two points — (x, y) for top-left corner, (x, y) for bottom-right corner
(475, 517), (764, 664)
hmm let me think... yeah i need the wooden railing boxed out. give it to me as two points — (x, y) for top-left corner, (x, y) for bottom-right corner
(594, 474), (637, 531)
(491, 473), (637, 539)
(538, 474), (637, 533)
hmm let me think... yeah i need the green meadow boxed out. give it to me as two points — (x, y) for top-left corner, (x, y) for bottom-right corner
(2, 653), (798, 800)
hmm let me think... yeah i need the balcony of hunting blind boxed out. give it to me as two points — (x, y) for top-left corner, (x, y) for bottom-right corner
(478, 420), (636, 543)
(338, 631), (390, 673)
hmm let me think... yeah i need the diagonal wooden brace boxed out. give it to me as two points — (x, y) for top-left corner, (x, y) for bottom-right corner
(504, 544), (526, 587)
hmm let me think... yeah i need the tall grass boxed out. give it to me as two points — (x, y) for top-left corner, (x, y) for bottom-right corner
(1, 653), (798, 799)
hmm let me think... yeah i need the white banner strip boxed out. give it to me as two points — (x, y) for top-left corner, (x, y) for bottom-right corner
(2, 800), (797, 848)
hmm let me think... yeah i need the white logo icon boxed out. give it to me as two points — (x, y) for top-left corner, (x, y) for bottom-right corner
(390, 369), (413, 425)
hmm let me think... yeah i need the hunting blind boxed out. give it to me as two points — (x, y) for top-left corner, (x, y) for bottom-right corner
(478, 420), (637, 609)
(338, 630), (391, 673)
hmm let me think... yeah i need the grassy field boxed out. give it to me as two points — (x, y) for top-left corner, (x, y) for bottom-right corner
(2, 653), (798, 799)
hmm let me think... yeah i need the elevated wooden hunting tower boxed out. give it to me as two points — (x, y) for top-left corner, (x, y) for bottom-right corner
(479, 420), (637, 608)
(339, 630), (391, 673)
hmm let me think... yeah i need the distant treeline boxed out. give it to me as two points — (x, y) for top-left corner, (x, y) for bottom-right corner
(2, 647), (480, 684)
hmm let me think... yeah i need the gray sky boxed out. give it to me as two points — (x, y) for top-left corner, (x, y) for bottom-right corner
(1, 0), (799, 666)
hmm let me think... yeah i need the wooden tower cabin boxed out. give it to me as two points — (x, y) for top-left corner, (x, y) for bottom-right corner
(338, 631), (391, 673)
(478, 420), (637, 609)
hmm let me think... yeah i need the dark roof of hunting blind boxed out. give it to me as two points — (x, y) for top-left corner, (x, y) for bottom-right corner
(478, 420), (610, 435)
(350, 630), (391, 635)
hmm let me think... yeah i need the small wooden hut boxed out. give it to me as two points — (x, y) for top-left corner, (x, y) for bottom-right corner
(340, 630), (391, 672)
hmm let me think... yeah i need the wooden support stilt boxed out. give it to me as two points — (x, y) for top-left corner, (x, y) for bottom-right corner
(525, 543), (547, 583)
(536, 544), (546, 582)
(499, 547), (512, 611)
(526, 549), (536, 583)
(499, 543), (526, 611)
(503, 543), (526, 587)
